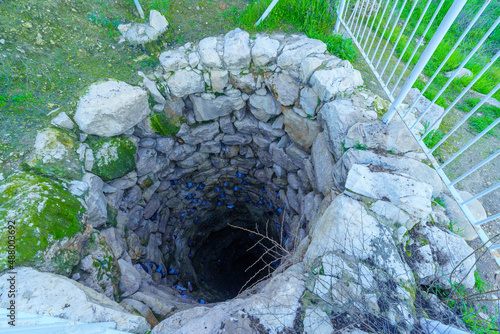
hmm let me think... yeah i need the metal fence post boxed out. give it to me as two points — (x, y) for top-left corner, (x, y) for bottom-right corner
(335, 0), (347, 32)
(382, 0), (467, 124)
(255, 0), (281, 26)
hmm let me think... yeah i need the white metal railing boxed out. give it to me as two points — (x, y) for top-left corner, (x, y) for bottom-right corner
(336, 0), (500, 266)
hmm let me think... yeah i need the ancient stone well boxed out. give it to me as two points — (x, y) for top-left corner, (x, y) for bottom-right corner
(1, 28), (484, 333)
(107, 30), (365, 303)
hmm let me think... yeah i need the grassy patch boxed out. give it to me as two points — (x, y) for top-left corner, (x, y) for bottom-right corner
(238, 0), (358, 62)
(457, 98), (500, 136)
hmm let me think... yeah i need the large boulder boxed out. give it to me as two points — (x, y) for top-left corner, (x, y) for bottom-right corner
(345, 164), (433, 219)
(223, 28), (251, 70)
(277, 37), (327, 70)
(310, 67), (364, 101)
(152, 264), (305, 334)
(409, 225), (477, 289)
(305, 194), (413, 283)
(332, 149), (444, 197)
(74, 80), (150, 137)
(190, 94), (244, 122)
(198, 37), (222, 68)
(0, 173), (84, 272)
(311, 132), (335, 196)
(249, 92), (282, 122)
(267, 72), (300, 106)
(25, 127), (82, 180)
(283, 107), (321, 151)
(318, 100), (378, 160)
(0, 267), (150, 333)
(88, 137), (136, 181)
(167, 69), (205, 97)
(251, 35), (280, 67)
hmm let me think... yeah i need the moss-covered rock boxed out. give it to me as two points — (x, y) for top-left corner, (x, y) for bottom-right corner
(88, 136), (137, 181)
(148, 111), (181, 136)
(24, 127), (83, 180)
(0, 172), (85, 271)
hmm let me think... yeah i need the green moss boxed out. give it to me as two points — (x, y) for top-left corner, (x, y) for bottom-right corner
(0, 172), (85, 270)
(88, 136), (136, 181)
(25, 127), (83, 180)
(149, 111), (181, 136)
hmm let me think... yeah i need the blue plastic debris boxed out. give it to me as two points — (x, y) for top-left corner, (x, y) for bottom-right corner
(223, 181), (229, 187)
(277, 191), (280, 198)
(180, 292), (188, 298)
(277, 207), (282, 213)
(185, 182), (196, 188)
(241, 180), (250, 185)
(194, 217), (200, 223)
(201, 200), (207, 206)
(262, 187), (267, 193)
(168, 268), (180, 275)
(174, 285), (186, 292)
(233, 186), (241, 191)
(156, 265), (166, 278)
(185, 194), (195, 200)
(236, 172), (246, 178)
(257, 200), (263, 205)
(245, 197), (251, 202)
(197, 183), (205, 190)
(219, 193), (226, 198)
(170, 180), (178, 185)
(191, 198), (199, 204)
(217, 201), (222, 206)
(227, 205), (235, 209)
(189, 208), (196, 214)
(268, 202), (273, 208)
(197, 298), (207, 304)
(215, 187), (221, 193)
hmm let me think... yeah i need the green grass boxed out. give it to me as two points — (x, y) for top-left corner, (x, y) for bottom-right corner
(238, 0), (358, 62)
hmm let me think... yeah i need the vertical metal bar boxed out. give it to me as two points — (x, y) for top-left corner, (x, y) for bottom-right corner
(347, 0), (361, 27)
(428, 81), (500, 153)
(133, 0), (145, 19)
(391, 0), (446, 96)
(335, 0), (347, 32)
(382, 0), (468, 124)
(417, 49), (500, 135)
(360, 0), (383, 49)
(410, 16), (500, 132)
(450, 149), (500, 186)
(375, 0), (409, 69)
(380, 0), (420, 79)
(365, 0), (390, 55)
(255, 0), (280, 26)
(354, 0), (370, 39)
(385, 0), (436, 87)
(353, 0), (368, 34)
(370, 0), (399, 63)
(437, 116), (500, 170)
(401, 0), (492, 120)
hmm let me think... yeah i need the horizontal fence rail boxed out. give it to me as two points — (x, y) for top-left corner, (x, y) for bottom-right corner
(336, 0), (500, 266)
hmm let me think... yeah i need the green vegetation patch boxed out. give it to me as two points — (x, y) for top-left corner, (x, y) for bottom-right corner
(238, 0), (358, 62)
(149, 111), (181, 136)
(23, 127), (83, 180)
(88, 136), (137, 181)
(0, 172), (85, 270)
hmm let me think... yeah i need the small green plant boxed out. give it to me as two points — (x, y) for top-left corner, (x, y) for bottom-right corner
(473, 270), (488, 294)
(341, 140), (348, 152)
(387, 149), (395, 154)
(353, 140), (367, 150)
(432, 197), (446, 208)
(447, 221), (462, 235)
(420, 121), (445, 149)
